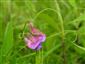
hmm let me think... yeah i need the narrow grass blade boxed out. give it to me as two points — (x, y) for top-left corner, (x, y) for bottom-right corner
(72, 42), (85, 51)
(0, 21), (13, 64)
(35, 50), (44, 64)
(68, 13), (85, 24)
(44, 44), (60, 58)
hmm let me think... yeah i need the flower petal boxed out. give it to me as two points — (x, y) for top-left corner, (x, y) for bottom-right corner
(24, 36), (42, 50)
(24, 22), (46, 50)
(36, 44), (42, 50)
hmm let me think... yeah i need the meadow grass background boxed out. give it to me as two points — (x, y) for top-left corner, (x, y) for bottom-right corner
(0, 0), (85, 64)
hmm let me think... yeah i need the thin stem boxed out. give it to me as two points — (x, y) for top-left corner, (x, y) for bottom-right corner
(71, 33), (85, 51)
(16, 53), (36, 61)
(54, 0), (66, 64)
(33, 8), (58, 21)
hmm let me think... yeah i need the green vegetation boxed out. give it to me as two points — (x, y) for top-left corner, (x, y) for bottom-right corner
(0, 0), (85, 64)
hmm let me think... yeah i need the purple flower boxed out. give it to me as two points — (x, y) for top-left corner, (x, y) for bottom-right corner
(24, 22), (46, 50)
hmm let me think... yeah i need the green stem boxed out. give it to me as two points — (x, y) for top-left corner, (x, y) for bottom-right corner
(35, 49), (43, 64)
(33, 8), (58, 21)
(54, 0), (66, 64)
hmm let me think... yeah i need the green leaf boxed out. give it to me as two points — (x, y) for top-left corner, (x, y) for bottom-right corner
(0, 21), (13, 63)
(3, 21), (13, 55)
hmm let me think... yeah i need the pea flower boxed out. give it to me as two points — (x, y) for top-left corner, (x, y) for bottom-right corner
(24, 22), (46, 50)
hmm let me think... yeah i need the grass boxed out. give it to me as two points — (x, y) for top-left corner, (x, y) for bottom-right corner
(0, 0), (85, 64)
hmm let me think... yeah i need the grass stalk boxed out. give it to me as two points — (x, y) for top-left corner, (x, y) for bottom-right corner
(54, 0), (67, 64)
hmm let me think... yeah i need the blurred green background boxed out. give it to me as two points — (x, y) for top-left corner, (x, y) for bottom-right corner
(0, 0), (85, 64)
